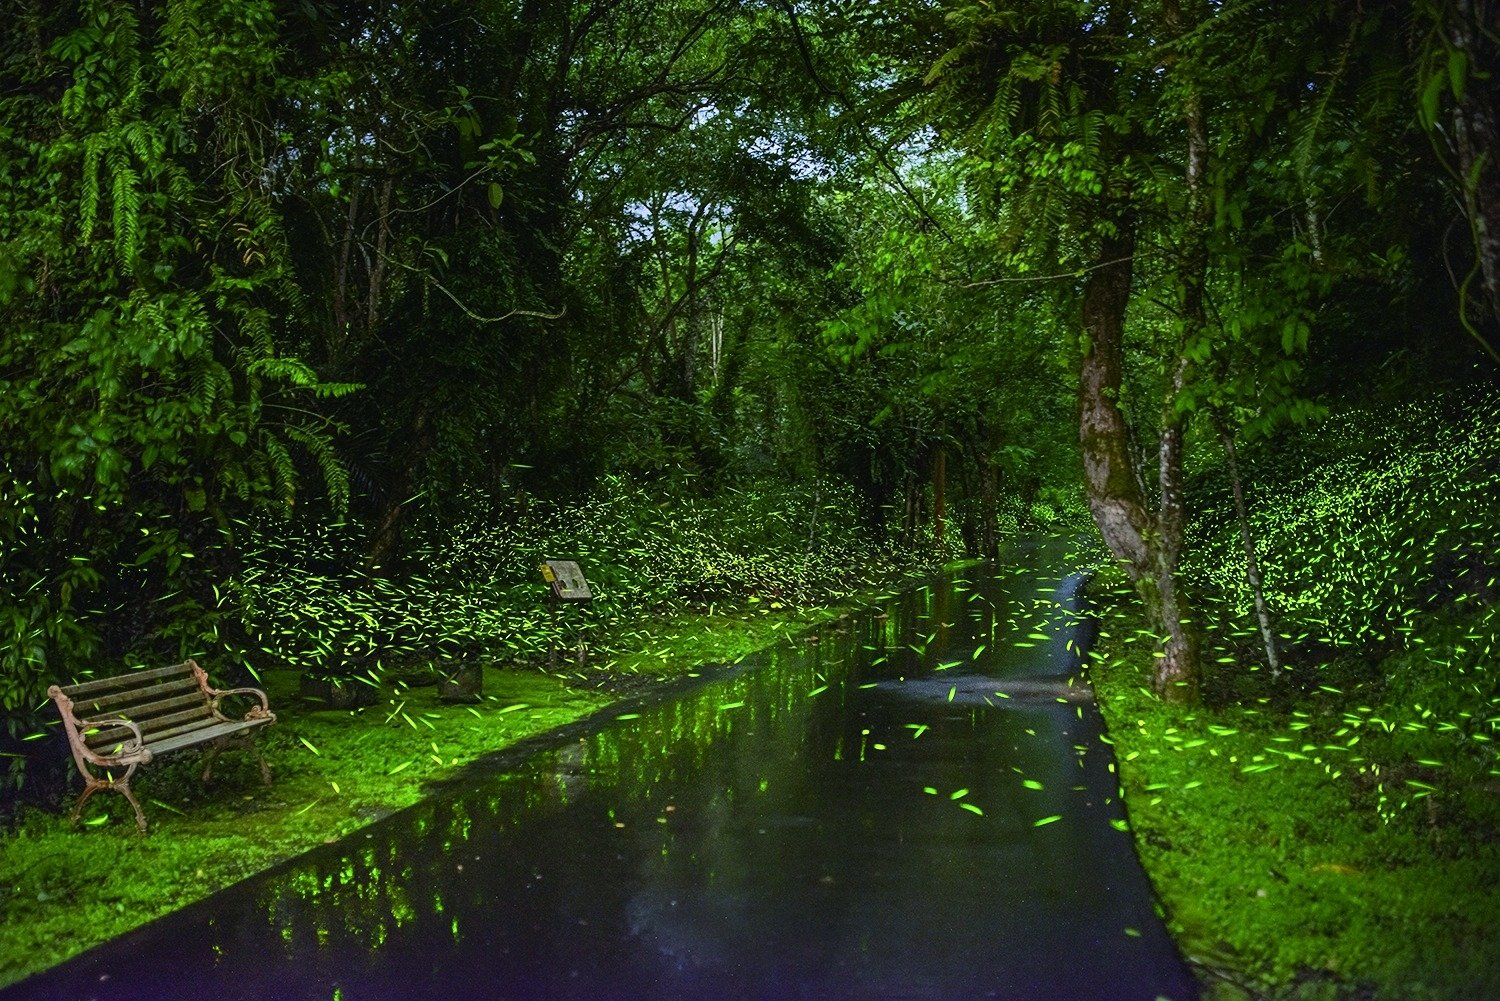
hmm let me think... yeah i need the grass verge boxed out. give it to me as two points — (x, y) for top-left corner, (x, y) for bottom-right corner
(1089, 600), (1500, 1001)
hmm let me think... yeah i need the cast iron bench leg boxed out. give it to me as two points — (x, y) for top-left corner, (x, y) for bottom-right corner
(71, 763), (148, 834)
(201, 732), (273, 785)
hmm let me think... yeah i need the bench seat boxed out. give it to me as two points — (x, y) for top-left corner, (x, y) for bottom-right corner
(145, 716), (274, 756)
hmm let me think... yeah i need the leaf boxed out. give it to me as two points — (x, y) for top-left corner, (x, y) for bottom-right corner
(1448, 50), (1467, 101)
(1419, 72), (1445, 130)
(487, 182), (504, 209)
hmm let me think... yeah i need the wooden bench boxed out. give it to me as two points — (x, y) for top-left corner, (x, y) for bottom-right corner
(47, 659), (277, 833)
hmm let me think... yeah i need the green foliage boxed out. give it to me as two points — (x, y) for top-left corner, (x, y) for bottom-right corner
(1088, 390), (1500, 996)
(0, 1), (352, 763)
(815, 169), (1081, 551)
(1092, 617), (1500, 1000)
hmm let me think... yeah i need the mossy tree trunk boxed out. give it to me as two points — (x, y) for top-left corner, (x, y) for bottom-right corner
(1079, 222), (1200, 703)
(1078, 0), (1213, 704)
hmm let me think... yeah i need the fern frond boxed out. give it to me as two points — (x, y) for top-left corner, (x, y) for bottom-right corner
(1077, 108), (1103, 171)
(79, 137), (102, 245)
(110, 158), (142, 272)
(241, 307), (275, 358)
(985, 77), (1022, 145)
(925, 39), (981, 88)
(284, 423), (350, 513)
(191, 359), (232, 410)
(260, 432), (296, 511)
(1036, 79), (1062, 139)
(120, 119), (165, 170)
(246, 355), (317, 386)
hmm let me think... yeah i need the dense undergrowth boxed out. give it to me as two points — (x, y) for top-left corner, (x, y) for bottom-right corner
(1092, 389), (1500, 1000)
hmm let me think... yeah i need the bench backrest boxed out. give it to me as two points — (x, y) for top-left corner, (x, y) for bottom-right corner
(54, 661), (215, 754)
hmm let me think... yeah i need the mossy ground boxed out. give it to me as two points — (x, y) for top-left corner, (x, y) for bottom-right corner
(1090, 604), (1500, 1001)
(0, 591), (894, 989)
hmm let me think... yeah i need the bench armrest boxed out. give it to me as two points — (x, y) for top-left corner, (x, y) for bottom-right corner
(188, 660), (274, 723)
(83, 716), (150, 762)
(47, 686), (154, 768)
(208, 686), (274, 722)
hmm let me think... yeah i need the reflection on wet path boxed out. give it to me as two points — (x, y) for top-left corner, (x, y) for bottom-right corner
(5, 540), (1197, 1001)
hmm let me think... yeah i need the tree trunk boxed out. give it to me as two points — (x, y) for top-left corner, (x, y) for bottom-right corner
(979, 450), (999, 562)
(1447, 0), (1500, 341)
(932, 445), (946, 547)
(1080, 227), (1152, 576)
(366, 400), (434, 570)
(1215, 411), (1281, 677)
(1140, 545), (1198, 700)
(902, 469), (919, 545)
(806, 483), (820, 553)
(1078, 221), (1200, 702)
(1098, 0), (1212, 705)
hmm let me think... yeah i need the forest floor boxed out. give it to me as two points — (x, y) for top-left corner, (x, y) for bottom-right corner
(1089, 598), (1500, 1001)
(0, 577), (927, 989)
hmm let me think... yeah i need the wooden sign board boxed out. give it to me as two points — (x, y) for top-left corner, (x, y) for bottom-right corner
(540, 560), (592, 603)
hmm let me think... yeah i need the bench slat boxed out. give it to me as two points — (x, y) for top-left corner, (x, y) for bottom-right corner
(74, 677), (203, 716)
(60, 662), (194, 698)
(88, 715), (266, 755)
(80, 695), (213, 746)
(86, 704), (218, 748)
(141, 715), (225, 747)
(147, 717), (271, 756)
(138, 704), (217, 735)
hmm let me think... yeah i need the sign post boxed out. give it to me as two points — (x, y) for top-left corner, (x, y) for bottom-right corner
(540, 560), (593, 668)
